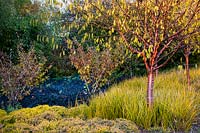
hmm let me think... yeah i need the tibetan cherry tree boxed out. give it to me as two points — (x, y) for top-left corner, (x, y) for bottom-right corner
(69, 0), (200, 107)
(182, 34), (199, 90)
(179, 0), (200, 90)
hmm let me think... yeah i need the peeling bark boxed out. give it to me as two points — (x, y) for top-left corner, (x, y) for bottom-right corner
(147, 69), (154, 108)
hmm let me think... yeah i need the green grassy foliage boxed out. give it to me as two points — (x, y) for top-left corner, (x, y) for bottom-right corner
(190, 68), (200, 91)
(88, 68), (200, 131)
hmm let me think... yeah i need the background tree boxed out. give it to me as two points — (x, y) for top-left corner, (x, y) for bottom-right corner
(178, 0), (200, 90)
(0, 0), (33, 50)
(0, 0), (75, 77)
(0, 0), (44, 62)
(33, 0), (78, 77)
(68, 0), (200, 107)
(182, 35), (200, 90)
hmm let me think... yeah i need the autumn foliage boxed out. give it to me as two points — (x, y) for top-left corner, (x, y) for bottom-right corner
(69, 42), (122, 93)
(0, 46), (49, 105)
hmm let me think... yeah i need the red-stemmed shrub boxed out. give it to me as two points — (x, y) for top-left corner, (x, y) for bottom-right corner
(0, 45), (49, 106)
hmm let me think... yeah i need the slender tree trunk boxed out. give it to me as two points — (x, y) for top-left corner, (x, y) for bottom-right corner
(147, 69), (154, 108)
(184, 47), (191, 90)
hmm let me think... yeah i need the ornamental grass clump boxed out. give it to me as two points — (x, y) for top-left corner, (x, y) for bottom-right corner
(88, 69), (200, 131)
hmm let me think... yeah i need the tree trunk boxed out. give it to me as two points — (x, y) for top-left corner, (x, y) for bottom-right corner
(184, 49), (191, 90)
(147, 69), (154, 108)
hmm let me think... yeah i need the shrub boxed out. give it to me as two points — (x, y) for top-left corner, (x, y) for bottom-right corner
(88, 69), (200, 131)
(0, 45), (49, 106)
(69, 43), (122, 93)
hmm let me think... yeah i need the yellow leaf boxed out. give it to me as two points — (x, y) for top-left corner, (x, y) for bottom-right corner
(52, 37), (55, 44)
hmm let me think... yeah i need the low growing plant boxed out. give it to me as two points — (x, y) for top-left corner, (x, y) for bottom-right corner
(0, 105), (139, 132)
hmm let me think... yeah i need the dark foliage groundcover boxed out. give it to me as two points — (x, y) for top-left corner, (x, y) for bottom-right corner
(0, 75), (90, 109)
